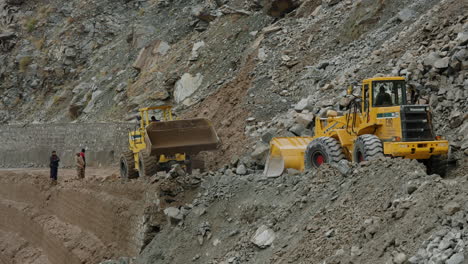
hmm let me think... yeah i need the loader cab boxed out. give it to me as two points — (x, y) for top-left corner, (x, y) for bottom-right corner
(361, 77), (407, 113)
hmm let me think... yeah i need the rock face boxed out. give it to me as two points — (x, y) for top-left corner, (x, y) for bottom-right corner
(173, 73), (204, 104)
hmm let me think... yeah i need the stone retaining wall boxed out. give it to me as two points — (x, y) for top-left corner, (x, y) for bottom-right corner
(0, 123), (136, 168)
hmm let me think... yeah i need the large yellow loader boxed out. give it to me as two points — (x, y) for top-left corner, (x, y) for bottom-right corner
(120, 106), (220, 179)
(264, 77), (449, 177)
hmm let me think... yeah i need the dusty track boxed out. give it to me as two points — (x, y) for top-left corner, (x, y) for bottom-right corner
(0, 168), (149, 264)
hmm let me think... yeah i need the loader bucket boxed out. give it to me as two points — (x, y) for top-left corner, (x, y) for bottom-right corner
(145, 118), (220, 156)
(263, 137), (314, 177)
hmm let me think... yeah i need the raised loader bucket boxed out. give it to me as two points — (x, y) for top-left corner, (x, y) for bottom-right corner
(145, 118), (220, 156)
(263, 137), (314, 177)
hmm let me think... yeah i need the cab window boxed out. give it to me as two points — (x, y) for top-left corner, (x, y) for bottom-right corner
(373, 80), (406, 107)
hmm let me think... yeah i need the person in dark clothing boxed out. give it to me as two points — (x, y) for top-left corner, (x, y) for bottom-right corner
(80, 148), (86, 178)
(49, 151), (60, 185)
(151, 116), (159, 122)
(375, 86), (393, 106)
(80, 149), (86, 168)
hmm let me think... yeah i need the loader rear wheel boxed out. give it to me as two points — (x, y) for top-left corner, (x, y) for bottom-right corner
(304, 137), (345, 169)
(138, 151), (159, 178)
(425, 155), (448, 177)
(353, 134), (383, 163)
(120, 151), (138, 179)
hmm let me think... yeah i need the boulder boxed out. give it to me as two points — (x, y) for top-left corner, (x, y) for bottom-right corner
(289, 123), (305, 136)
(446, 253), (464, 264)
(455, 32), (468, 46)
(251, 143), (269, 164)
(190, 41), (205, 61)
(235, 164), (247, 175)
(174, 73), (204, 103)
(294, 98), (313, 112)
(396, 8), (415, 22)
(251, 225), (276, 248)
(423, 52), (441, 68)
(434, 57), (450, 69)
(295, 113), (314, 128)
(164, 207), (184, 224)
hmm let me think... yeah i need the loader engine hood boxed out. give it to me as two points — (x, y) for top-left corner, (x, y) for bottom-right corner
(400, 105), (435, 142)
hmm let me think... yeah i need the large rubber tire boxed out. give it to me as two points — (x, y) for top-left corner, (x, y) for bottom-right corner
(120, 151), (138, 179)
(425, 155), (448, 177)
(138, 151), (159, 178)
(304, 137), (345, 169)
(353, 134), (384, 163)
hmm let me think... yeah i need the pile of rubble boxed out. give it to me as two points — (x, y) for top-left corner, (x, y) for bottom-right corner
(98, 157), (467, 264)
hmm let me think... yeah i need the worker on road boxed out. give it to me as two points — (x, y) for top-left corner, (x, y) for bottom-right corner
(49, 151), (60, 185)
(75, 153), (85, 179)
(80, 148), (86, 178)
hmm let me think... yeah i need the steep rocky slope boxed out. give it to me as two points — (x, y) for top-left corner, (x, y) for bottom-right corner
(1, 0), (467, 263)
(130, 158), (468, 264)
(1, 0), (466, 165)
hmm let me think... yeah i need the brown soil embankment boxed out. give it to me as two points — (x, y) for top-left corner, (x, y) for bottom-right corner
(0, 169), (148, 264)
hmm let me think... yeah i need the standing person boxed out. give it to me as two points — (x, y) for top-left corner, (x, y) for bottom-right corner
(75, 153), (85, 179)
(49, 151), (60, 185)
(80, 148), (86, 178)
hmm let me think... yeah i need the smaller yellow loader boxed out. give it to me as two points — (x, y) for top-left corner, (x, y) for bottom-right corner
(120, 106), (220, 179)
(265, 77), (449, 177)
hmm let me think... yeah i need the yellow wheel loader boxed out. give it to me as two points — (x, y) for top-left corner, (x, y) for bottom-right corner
(265, 77), (450, 177)
(120, 105), (220, 179)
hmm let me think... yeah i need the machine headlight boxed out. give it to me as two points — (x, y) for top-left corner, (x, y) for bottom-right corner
(399, 144), (409, 148)
(438, 143), (448, 147)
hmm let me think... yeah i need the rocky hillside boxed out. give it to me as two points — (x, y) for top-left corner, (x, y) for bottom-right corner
(0, 0), (467, 165)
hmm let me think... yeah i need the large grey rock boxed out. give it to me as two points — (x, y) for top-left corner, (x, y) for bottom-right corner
(455, 32), (468, 46)
(434, 57), (450, 69)
(190, 41), (205, 61)
(397, 8), (415, 22)
(251, 143), (269, 163)
(251, 225), (276, 248)
(174, 73), (203, 103)
(423, 52), (441, 68)
(289, 124), (305, 136)
(295, 113), (314, 128)
(393, 253), (407, 264)
(164, 207), (184, 224)
(235, 164), (247, 175)
(446, 253), (464, 264)
(294, 98), (313, 112)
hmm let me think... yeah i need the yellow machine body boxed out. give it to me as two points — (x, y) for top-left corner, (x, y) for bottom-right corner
(126, 105), (219, 174)
(265, 77), (449, 177)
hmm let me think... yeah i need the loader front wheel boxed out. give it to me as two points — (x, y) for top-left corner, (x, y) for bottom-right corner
(353, 134), (383, 163)
(120, 151), (138, 179)
(138, 151), (159, 178)
(304, 137), (345, 169)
